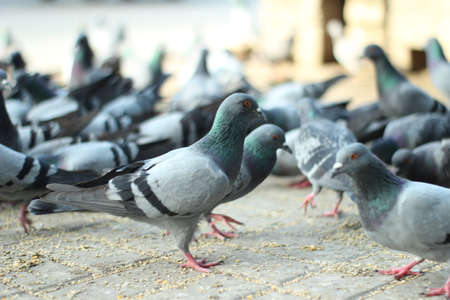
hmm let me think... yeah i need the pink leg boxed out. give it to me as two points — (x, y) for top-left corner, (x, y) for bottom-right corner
(288, 179), (311, 189)
(209, 213), (243, 231)
(378, 259), (424, 280)
(19, 203), (32, 233)
(180, 252), (222, 272)
(204, 223), (237, 240)
(425, 277), (450, 298)
(321, 198), (343, 218)
(301, 192), (316, 214)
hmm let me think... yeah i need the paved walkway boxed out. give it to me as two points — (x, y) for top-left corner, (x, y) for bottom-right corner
(1, 176), (448, 299)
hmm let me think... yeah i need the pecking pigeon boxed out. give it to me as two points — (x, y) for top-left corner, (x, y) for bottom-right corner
(331, 143), (450, 298)
(426, 38), (450, 100)
(32, 93), (265, 272)
(204, 124), (291, 239)
(362, 44), (447, 118)
(392, 139), (450, 187)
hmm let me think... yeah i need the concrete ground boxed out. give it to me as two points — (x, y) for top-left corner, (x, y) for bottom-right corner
(0, 175), (448, 300)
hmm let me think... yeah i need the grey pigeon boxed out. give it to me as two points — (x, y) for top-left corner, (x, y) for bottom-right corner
(362, 44), (447, 118)
(146, 45), (168, 88)
(5, 98), (31, 125)
(331, 143), (450, 298)
(170, 48), (225, 112)
(294, 98), (356, 217)
(33, 93), (264, 272)
(0, 144), (97, 231)
(371, 112), (450, 163)
(392, 139), (450, 187)
(204, 124), (291, 239)
(81, 112), (133, 137)
(426, 38), (450, 100)
(261, 74), (348, 109)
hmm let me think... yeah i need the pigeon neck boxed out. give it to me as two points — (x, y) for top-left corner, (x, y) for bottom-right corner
(351, 158), (406, 231)
(374, 56), (405, 95)
(0, 90), (20, 151)
(197, 115), (247, 182)
(243, 140), (277, 186)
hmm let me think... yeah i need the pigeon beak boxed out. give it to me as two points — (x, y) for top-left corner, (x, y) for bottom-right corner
(256, 107), (267, 122)
(281, 143), (292, 154)
(331, 162), (344, 178)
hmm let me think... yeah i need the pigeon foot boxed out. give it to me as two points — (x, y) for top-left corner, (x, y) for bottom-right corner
(378, 259), (424, 280)
(209, 213), (243, 231)
(301, 192), (316, 213)
(19, 203), (32, 233)
(288, 179), (311, 189)
(425, 277), (450, 298)
(204, 223), (237, 240)
(320, 198), (342, 218)
(181, 252), (222, 272)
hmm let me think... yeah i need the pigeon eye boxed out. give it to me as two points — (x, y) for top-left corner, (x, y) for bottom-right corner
(350, 153), (358, 160)
(272, 135), (278, 141)
(242, 100), (252, 108)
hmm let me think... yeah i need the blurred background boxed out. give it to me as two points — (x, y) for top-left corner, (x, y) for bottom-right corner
(1, 0), (449, 102)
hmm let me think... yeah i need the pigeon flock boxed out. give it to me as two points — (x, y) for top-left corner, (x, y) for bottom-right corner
(0, 29), (449, 298)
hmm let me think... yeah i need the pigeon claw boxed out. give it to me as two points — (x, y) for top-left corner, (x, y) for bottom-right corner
(320, 199), (343, 218)
(377, 259), (425, 280)
(19, 203), (33, 233)
(425, 278), (450, 298)
(209, 213), (243, 231)
(204, 223), (238, 240)
(288, 179), (311, 189)
(181, 252), (222, 273)
(301, 192), (316, 213)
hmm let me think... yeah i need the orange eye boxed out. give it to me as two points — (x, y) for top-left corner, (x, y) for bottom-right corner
(243, 100), (252, 108)
(272, 135), (278, 141)
(350, 153), (358, 160)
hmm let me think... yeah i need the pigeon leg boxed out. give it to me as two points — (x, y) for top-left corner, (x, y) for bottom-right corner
(19, 203), (32, 233)
(378, 259), (424, 279)
(425, 277), (450, 298)
(204, 223), (237, 240)
(301, 185), (321, 213)
(180, 252), (223, 272)
(288, 179), (311, 189)
(321, 192), (343, 218)
(209, 213), (243, 231)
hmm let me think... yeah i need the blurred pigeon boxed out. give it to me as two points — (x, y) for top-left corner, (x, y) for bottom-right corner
(392, 140), (450, 187)
(0, 144), (97, 231)
(69, 33), (95, 89)
(294, 98), (356, 217)
(0, 70), (20, 151)
(170, 48), (225, 112)
(345, 101), (387, 143)
(204, 124), (291, 239)
(80, 112), (133, 137)
(371, 112), (450, 163)
(272, 128), (301, 176)
(426, 38), (450, 100)
(33, 93), (264, 272)
(362, 44), (447, 118)
(326, 19), (363, 74)
(146, 45), (168, 89)
(261, 74), (348, 109)
(331, 143), (450, 297)
(5, 98), (31, 125)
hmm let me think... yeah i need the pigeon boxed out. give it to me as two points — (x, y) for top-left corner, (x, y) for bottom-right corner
(426, 38), (450, 100)
(204, 124), (291, 239)
(5, 98), (31, 125)
(370, 112), (450, 163)
(33, 93), (264, 272)
(170, 48), (225, 112)
(345, 101), (387, 143)
(392, 139), (450, 187)
(331, 143), (450, 298)
(294, 98), (356, 217)
(0, 144), (97, 231)
(146, 45), (168, 89)
(362, 44), (447, 118)
(261, 74), (348, 109)
(69, 33), (95, 89)
(326, 19), (363, 74)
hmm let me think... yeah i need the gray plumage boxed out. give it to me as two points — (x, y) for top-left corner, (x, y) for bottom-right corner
(363, 44), (447, 118)
(426, 38), (450, 100)
(261, 74), (348, 109)
(170, 48), (225, 112)
(81, 112), (132, 136)
(34, 93), (264, 272)
(332, 143), (450, 285)
(392, 140), (450, 187)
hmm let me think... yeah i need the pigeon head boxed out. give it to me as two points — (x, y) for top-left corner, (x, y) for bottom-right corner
(194, 48), (210, 76)
(297, 98), (322, 122)
(326, 19), (344, 39)
(9, 51), (26, 71)
(0, 69), (11, 91)
(331, 143), (375, 178)
(425, 38), (447, 63)
(245, 124), (291, 158)
(391, 149), (414, 174)
(362, 44), (386, 62)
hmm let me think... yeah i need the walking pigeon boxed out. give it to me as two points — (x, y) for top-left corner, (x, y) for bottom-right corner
(33, 93), (264, 272)
(331, 143), (450, 298)
(392, 139), (450, 187)
(426, 38), (450, 100)
(362, 44), (447, 118)
(204, 124), (291, 239)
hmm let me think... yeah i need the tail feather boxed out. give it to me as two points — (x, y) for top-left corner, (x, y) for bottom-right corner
(28, 200), (84, 215)
(305, 74), (348, 98)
